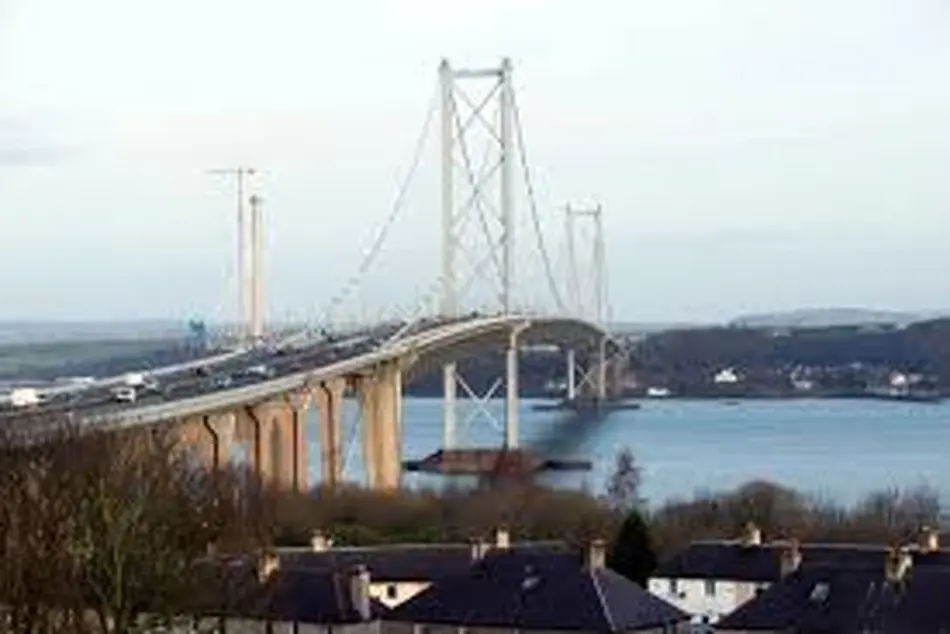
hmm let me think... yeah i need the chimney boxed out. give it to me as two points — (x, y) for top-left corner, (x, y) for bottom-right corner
(494, 526), (511, 550)
(740, 521), (762, 547)
(584, 538), (607, 571)
(311, 530), (332, 553)
(780, 539), (802, 577)
(885, 547), (912, 584)
(919, 526), (940, 554)
(349, 564), (372, 621)
(257, 549), (279, 583)
(470, 537), (491, 562)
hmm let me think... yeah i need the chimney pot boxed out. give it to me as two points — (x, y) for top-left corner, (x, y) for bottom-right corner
(780, 539), (802, 577)
(495, 526), (511, 550)
(584, 538), (607, 571)
(919, 526), (940, 553)
(740, 521), (762, 547)
(257, 549), (279, 583)
(470, 537), (490, 562)
(885, 547), (912, 584)
(349, 564), (372, 621)
(311, 530), (331, 552)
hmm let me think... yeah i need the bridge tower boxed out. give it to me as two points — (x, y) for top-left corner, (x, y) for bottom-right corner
(208, 167), (264, 345)
(437, 57), (522, 451)
(248, 193), (266, 342)
(563, 203), (612, 403)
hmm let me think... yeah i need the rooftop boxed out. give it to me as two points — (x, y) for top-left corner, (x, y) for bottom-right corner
(191, 556), (386, 625)
(717, 564), (950, 633)
(656, 526), (950, 582)
(389, 543), (688, 633)
(277, 530), (570, 582)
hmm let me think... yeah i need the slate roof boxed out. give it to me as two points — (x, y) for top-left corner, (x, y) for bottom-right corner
(388, 549), (688, 633)
(241, 568), (387, 624)
(191, 556), (386, 624)
(278, 540), (569, 582)
(716, 564), (950, 633)
(655, 540), (950, 582)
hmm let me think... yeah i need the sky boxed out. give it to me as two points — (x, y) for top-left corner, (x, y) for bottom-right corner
(0, 0), (948, 324)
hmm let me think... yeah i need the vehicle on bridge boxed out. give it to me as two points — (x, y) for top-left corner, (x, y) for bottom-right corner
(244, 364), (276, 379)
(211, 375), (233, 389)
(10, 387), (43, 408)
(122, 372), (146, 388)
(111, 386), (137, 403)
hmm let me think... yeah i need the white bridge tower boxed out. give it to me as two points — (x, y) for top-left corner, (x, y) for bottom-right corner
(438, 57), (521, 450)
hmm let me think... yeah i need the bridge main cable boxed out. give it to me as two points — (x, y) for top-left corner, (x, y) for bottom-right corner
(511, 88), (567, 315)
(286, 83), (440, 344)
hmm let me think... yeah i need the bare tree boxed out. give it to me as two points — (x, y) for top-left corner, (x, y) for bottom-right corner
(0, 419), (273, 634)
(0, 422), (92, 634)
(61, 428), (218, 632)
(604, 447), (643, 512)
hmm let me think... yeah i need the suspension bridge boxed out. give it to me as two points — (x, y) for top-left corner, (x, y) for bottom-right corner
(2, 58), (624, 491)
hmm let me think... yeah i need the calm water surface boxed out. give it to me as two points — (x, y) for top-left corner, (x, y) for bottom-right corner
(299, 398), (950, 508)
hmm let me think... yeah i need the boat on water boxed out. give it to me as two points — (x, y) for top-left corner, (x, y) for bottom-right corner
(864, 389), (942, 404)
(531, 397), (641, 413)
(867, 392), (943, 403)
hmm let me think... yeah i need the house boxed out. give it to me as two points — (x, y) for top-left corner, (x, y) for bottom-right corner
(716, 548), (950, 632)
(386, 538), (689, 633)
(192, 550), (385, 633)
(648, 523), (949, 629)
(277, 527), (568, 608)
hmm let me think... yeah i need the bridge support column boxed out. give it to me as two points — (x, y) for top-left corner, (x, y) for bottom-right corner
(314, 378), (346, 489)
(201, 412), (237, 471)
(175, 415), (216, 467)
(505, 329), (520, 449)
(566, 348), (576, 401)
(234, 402), (296, 491)
(357, 361), (403, 491)
(442, 362), (457, 448)
(285, 391), (312, 494)
(596, 336), (608, 402)
(235, 406), (262, 477)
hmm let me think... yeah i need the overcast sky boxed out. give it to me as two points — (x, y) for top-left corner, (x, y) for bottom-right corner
(1, 0), (948, 324)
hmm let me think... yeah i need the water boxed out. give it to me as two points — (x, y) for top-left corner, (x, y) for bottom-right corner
(305, 398), (950, 508)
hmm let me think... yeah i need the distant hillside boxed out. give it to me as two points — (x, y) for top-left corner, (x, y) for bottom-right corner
(729, 308), (942, 330)
(609, 321), (710, 336)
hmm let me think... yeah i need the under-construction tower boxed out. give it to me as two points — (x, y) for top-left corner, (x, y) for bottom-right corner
(208, 167), (266, 345)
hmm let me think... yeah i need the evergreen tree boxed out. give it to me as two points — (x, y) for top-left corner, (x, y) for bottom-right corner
(607, 510), (658, 586)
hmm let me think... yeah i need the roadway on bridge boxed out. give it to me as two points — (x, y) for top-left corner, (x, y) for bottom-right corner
(79, 313), (608, 432)
(0, 313), (607, 439)
(0, 316), (466, 425)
